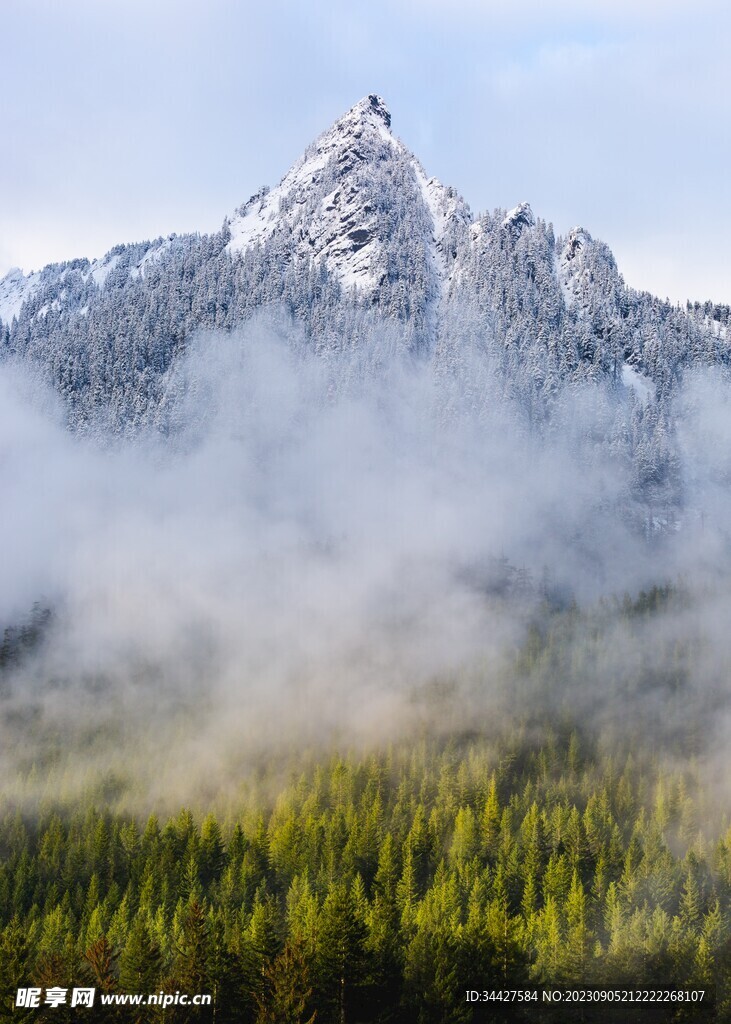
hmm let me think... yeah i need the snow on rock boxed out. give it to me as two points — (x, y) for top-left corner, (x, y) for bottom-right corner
(558, 227), (593, 309)
(227, 94), (471, 299)
(0, 267), (41, 324)
(88, 253), (120, 289)
(502, 202), (535, 233)
(411, 160), (472, 290)
(228, 95), (401, 295)
(412, 162), (470, 244)
(561, 227), (592, 264)
(128, 236), (177, 280)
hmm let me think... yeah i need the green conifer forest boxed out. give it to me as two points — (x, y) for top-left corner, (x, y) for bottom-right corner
(0, 590), (728, 1022)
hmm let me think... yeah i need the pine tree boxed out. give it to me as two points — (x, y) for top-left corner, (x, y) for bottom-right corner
(173, 897), (209, 997)
(199, 816), (225, 891)
(83, 935), (117, 993)
(254, 941), (316, 1024)
(316, 881), (367, 1024)
(0, 916), (32, 1021)
(564, 869), (592, 980)
(119, 917), (163, 998)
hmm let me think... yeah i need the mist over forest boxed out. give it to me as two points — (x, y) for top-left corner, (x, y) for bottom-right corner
(1, 316), (730, 813)
(1, 318), (731, 1023)
(2, 95), (731, 1021)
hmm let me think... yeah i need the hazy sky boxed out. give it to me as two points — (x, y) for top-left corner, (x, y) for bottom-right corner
(2, 0), (729, 304)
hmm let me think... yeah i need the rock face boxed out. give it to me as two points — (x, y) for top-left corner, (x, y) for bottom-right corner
(502, 202), (535, 234)
(0, 94), (728, 467)
(227, 94), (470, 302)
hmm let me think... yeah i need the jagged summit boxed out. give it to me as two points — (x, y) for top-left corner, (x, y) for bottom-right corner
(502, 202), (535, 233)
(343, 93), (391, 129)
(227, 95), (402, 275)
(562, 227), (592, 261)
(303, 93), (398, 165)
(227, 93), (465, 297)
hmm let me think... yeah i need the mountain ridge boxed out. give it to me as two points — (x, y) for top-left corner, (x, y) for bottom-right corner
(1, 94), (729, 518)
(0, 94), (714, 336)
(0, 95), (612, 326)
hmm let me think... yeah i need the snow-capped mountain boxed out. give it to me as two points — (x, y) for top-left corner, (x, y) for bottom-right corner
(1, 94), (728, 503)
(225, 92), (474, 327)
(227, 94), (470, 302)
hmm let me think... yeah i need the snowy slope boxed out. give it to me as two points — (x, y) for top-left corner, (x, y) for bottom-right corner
(0, 237), (182, 328)
(228, 95), (470, 299)
(0, 268), (41, 324)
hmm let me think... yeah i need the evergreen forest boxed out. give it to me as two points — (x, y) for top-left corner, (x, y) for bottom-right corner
(0, 589), (728, 1023)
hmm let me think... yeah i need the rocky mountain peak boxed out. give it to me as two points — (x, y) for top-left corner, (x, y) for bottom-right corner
(344, 94), (392, 130)
(227, 94), (448, 297)
(301, 94), (399, 176)
(502, 202), (535, 234)
(562, 227), (592, 263)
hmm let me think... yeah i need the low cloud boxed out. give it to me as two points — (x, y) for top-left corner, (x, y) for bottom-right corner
(1, 316), (730, 810)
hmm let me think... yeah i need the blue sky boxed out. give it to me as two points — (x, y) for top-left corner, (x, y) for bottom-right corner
(2, 0), (729, 303)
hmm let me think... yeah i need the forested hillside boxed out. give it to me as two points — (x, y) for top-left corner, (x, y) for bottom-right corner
(1, 737), (727, 1023)
(0, 593), (728, 1023)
